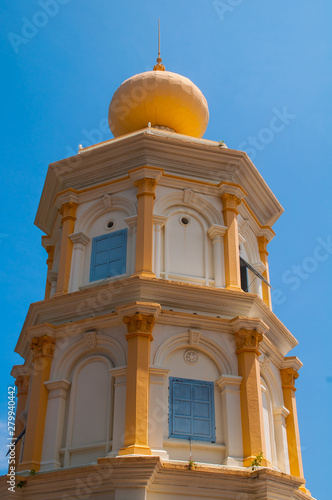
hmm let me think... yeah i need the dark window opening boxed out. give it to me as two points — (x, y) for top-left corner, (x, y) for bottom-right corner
(240, 257), (249, 292)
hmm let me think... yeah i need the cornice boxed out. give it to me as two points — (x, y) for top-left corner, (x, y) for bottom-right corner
(15, 276), (297, 361)
(35, 131), (283, 235)
(3, 457), (309, 498)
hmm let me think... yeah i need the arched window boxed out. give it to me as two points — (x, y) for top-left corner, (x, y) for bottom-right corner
(62, 356), (112, 467)
(261, 378), (277, 467)
(162, 210), (213, 286)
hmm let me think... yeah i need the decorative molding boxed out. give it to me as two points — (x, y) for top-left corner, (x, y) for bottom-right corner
(75, 196), (137, 234)
(15, 375), (30, 395)
(44, 379), (71, 400)
(154, 191), (223, 226)
(216, 374), (242, 393)
(102, 194), (112, 209)
(282, 355), (303, 372)
(184, 350), (199, 365)
(123, 312), (155, 337)
(54, 189), (79, 210)
(189, 329), (201, 345)
(238, 218), (250, 233)
(218, 182), (247, 200)
(207, 224), (227, 240)
(31, 335), (55, 358)
(252, 261), (267, 275)
(234, 329), (263, 355)
(230, 317), (269, 336)
(259, 353), (271, 374)
(60, 201), (78, 223)
(182, 189), (194, 204)
(84, 330), (97, 349)
(153, 215), (168, 228)
(124, 215), (138, 229)
(273, 405), (290, 421)
(221, 193), (241, 214)
(280, 367), (299, 390)
(153, 331), (235, 375)
(134, 177), (157, 198)
(68, 232), (90, 246)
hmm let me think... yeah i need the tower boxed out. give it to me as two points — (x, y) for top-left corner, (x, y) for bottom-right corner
(1, 52), (313, 499)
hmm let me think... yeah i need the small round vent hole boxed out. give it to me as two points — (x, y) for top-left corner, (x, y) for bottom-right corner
(181, 216), (190, 225)
(107, 221), (114, 229)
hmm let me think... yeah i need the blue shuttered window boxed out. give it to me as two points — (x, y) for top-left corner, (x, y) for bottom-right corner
(169, 377), (215, 442)
(90, 229), (127, 282)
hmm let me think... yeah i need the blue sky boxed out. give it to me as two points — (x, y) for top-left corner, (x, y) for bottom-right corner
(0, 1), (331, 497)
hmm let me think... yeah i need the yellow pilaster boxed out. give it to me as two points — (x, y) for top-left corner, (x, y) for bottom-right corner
(235, 329), (268, 467)
(134, 177), (157, 276)
(119, 312), (155, 455)
(280, 367), (304, 479)
(12, 372), (30, 469)
(221, 193), (241, 291)
(44, 245), (55, 299)
(258, 236), (272, 309)
(19, 335), (55, 472)
(55, 201), (78, 295)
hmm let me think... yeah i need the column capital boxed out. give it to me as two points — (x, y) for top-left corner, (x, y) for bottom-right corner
(15, 375), (30, 395)
(280, 367), (299, 391)
(207, 224), (227, 240)
(45, 245), (55, 257)
(135, 177), (157, 199)
(60, 200), (78, 223)
(31, 335), (55, 359)
(234, 329), (263, 356)
(68, 231), (90, 246)
(123, 312), (155, 340)
(153, 215), (168, 228)
(221, 192), (242, 214)
(258, 235), (269, 256)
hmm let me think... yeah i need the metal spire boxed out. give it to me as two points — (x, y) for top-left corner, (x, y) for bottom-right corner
(153, 19), (165, 71)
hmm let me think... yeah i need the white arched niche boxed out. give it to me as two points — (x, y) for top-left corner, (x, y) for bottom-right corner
(62, 354), (113, 467)
(149, 331), (243, 466)
(69, 195), (137, 291)
(154, 190), (225, 287)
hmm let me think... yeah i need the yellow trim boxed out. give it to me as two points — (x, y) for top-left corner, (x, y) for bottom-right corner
(119, 313), (155, 456)
(19, 336), (55, 472)
(257, 236), (272, 309)
(222, 193), (242, 291)
(44, 246), (55, 299)
(280, 368), (304, 479)
(55, 202), (78, 295)
(235, 329), (267, 465)
(135, 178), (157, 275)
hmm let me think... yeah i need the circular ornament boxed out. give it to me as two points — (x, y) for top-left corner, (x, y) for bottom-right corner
(184, 350), (199, 365)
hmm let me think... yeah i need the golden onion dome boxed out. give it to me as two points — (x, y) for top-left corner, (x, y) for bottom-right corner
(108, 69), (209, 138)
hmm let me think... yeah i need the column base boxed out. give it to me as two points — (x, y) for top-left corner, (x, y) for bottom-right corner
(52, 291), (67, 298)
(17, 460), (40, 472)
(132, 272), (156, 278)
(226, 285), (242, 292)
(243, 456), (272, 468)
(118, 444), (152, 456)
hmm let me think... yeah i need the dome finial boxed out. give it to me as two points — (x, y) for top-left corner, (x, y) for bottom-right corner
(153, 19), (165, 71)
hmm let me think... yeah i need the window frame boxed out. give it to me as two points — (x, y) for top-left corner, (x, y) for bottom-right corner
(89, 228), (127, 283)
(169, 376), (216, 443)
